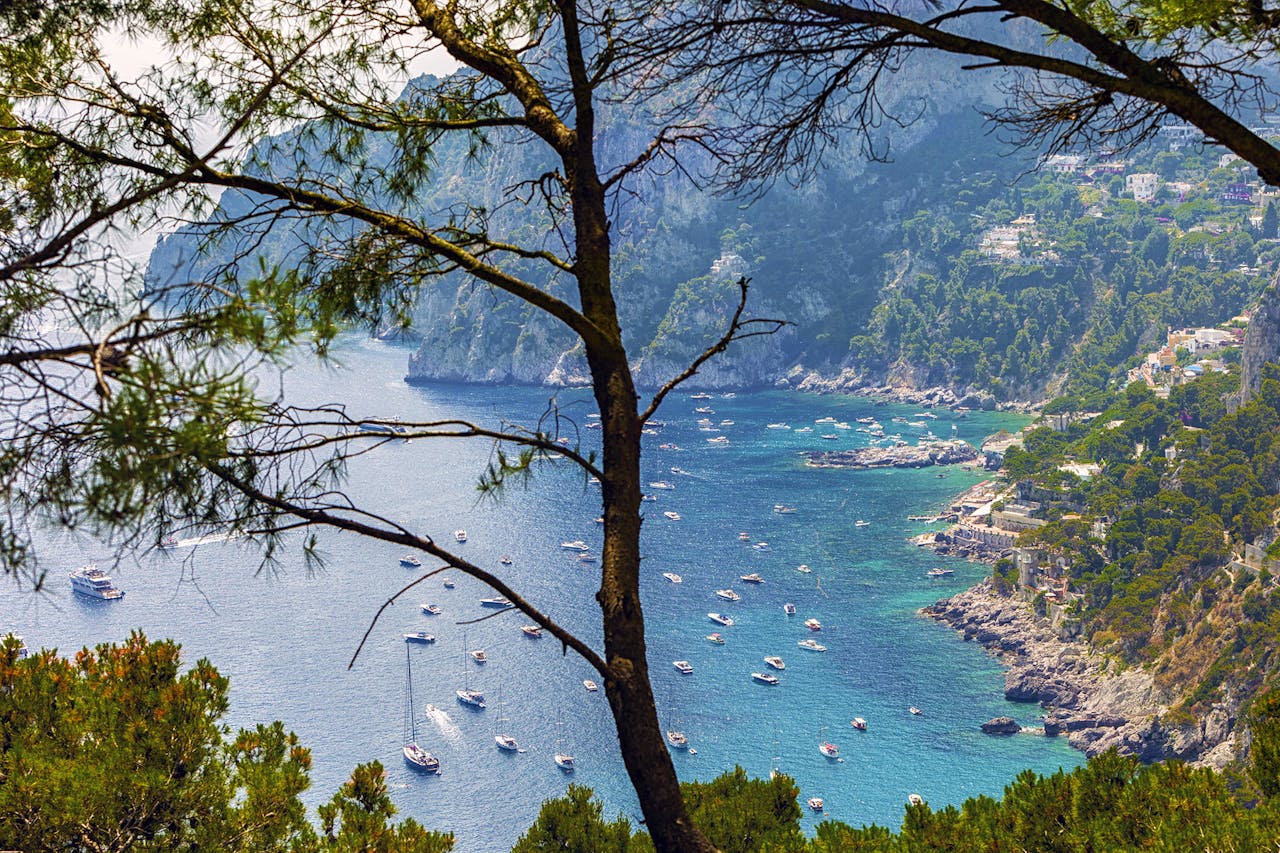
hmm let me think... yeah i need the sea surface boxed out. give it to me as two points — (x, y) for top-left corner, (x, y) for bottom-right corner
(2, 338), (1082, 849)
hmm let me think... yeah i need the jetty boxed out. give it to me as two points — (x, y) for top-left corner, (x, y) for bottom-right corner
(803, 440), (977, 470)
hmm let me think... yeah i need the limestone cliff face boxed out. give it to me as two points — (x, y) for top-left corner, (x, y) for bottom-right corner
(1239, 277), (1280, 406)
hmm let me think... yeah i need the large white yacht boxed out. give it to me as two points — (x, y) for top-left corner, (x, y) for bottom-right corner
(70, 564), (124, 600)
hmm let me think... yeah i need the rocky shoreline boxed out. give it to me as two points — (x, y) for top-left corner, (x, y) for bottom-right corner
(803, 440), (978, 470)
(923, 580), (1237, 769)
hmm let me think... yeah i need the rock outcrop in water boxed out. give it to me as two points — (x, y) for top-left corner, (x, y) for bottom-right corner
(804, 440), (977, 470)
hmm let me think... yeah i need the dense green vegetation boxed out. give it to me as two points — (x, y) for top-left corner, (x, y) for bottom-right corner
(998, 365), (1280, 717)
(11, 633), (1280, 851)
(0, 634), (453, 852)
(856, 143), (1275, 400)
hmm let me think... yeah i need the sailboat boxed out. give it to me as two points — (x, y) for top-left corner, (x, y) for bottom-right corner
(493, 689), (519, 752)
(554, 711), (575, 772)
(402, 646), (441, 774)
(455, 630), (486, 709)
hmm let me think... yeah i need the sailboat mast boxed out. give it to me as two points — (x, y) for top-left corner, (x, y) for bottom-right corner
(405, 644), (416, 743)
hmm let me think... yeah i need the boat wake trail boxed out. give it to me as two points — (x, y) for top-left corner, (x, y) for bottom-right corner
(425, 704), (464, 742)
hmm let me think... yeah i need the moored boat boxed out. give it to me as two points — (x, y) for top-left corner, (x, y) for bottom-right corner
(819, 741), (840, 759)
(480, 597), (513, 609)
(764, 656), (785, 670)
(672, 660), (694, 675)
(740, 573), (764, 584)
(404, 632), (436, 644)
(663, 511), (682, 521)
(927, 567), (955, 577)
(706, 632), (725, 644)
(421, 603), (442, 615)
(807, 797), (824, 811)
(583, 679), (599, 692)
(470, 649), (487, 664)
(70, 564), (124, 600)
(708, 612), (734, 627)
(804, 618), (822, 631)
(456, 688), (486, 708)
(662, 572), (683, 583)
(783, 603), (797, 615)
(560, 540), (589, 551)
(521, 625), (543, 638)
(773, 504), (797, 514)
(715, 589), (741, 602)
(752, 671), (779, 685)
(400, 555), (422, 568)
(454, 529), (467, 542)
(797, 639), (827, 652)
(751, 542), (770, 551)
(666, 730), (689, 750)
(851, 717), (867, 731)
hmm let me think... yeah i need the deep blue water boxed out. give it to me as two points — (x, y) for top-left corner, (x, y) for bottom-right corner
(2, 338), (1081, 849)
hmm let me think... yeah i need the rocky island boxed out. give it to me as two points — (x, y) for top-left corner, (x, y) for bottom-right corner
(803, 439), (978, 470)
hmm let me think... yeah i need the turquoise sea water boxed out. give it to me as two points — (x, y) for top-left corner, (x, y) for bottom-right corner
(1, 338), (1082, 849)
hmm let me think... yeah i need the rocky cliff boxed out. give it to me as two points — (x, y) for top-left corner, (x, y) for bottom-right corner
(1238, 277), (1280, 407)
(924, 580), (1238, 769)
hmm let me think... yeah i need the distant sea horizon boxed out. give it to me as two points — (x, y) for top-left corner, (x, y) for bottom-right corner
(3, 337), (1081, 850)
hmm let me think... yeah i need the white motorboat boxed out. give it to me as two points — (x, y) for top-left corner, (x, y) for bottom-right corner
(521, 625), (543, 638)
(764, 656), (785, 670)
(740, 573), (764, 584)
(695, 406), (715, 414)
(402, 647), (441, 774)
(442, 578), (456, 588)
(738, 532), (752, 541)
(707, 436), (730, 445)
(421, 603), (442, 615)
(783, 603), (797, 615)
(910, 706), (923, 716)
(815, 417), (836, 424)
(649, 481), (675, 490)
(555, 752), (576, 772)
(560, 540), (589, 551)
(854, 520), (871, 528)
(807, 797), (824, 811)
(470, 649), (487, 664)
(666, 730), (689, 750)
(927, 567), (955, 577)
(454, 529), (468, 542)
(672, 660), (694, 675)
(851, 717), (867, 731)
(804, 618), (822, 631)
(795, 564), (811, 573)
(752, 672), (779, 685)
(766, 422), (790, 429)
(456, 688), (486, 708)
(773, 504), (797, 514)
(751, 542), (770, 552)
(819, 741), (840, 759)
(797, 639), (827, 652)
(715, 589), (740, 602)
(820, 434), (838, 440)
(664, 511), (682, 521)
(480, 597), (513, 609)
(499, 555), (513, 565)
(706, 633), (725, 644)
(583, 679), (599, 692)
(663, 572), (683, 583)
(400, 555), (422, 567)
(404, 632), (436, 644)
(707, 612), (734, 627)
(69, 564), (124, 600)
(576, 552), (597, 563)
(795, 426), (812, 433)
(908, 793), (924, 806)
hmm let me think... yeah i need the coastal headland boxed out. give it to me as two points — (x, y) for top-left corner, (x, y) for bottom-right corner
(922, 582), (1237, 768)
